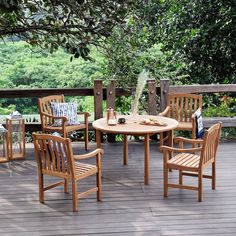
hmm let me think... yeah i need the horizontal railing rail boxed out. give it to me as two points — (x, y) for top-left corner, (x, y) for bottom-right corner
(170, 84), (236, 94)
(0, 87), (135, 98)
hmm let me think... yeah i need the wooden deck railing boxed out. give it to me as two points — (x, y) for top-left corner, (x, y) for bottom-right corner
(0, 79), (236, 132)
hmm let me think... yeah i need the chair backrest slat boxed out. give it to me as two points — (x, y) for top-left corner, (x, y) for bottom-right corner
(200, 123), (221, 167)
(168, 94), (202, 122)
(47, 141), (56, 171)
(179, 97), (184, 121)
(184, 97), (188, 121)
(189, 98), (193, 121)
(40, 139), (47, 170)
(44, 139), (52, 171)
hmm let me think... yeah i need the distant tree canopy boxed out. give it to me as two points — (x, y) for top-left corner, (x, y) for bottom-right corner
(0, 0), (135, 60)
(100, 1), (188, 87)
(161, 0), (236, 84)
(101, 0), (236, 85)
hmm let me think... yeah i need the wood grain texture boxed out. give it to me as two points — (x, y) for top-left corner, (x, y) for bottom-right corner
(147, 80), (157, 115)
(93, 80), (103, 120)
(107, 80), (116, 142)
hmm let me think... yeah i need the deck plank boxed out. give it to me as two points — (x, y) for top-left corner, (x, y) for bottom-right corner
(0, 141), (236, 235)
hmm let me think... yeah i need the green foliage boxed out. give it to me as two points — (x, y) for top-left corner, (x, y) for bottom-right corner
(202, 94), (236, 139)
(116, 96), (133, 114)
(78, 96), (95, 114)
(221, 128), (236, 140)
(203, 95), (236, 118)
(160, 0), (236, 84)
(0, 42), (102, 88)
(0, 0), (135, 59)
(0, 42), (105, 114)
(0, 104), (15, 115)
(101, 2), (188, 87)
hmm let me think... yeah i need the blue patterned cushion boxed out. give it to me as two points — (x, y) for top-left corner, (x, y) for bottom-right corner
(51, 102), (80, 126)
(194, 108), (204, 139)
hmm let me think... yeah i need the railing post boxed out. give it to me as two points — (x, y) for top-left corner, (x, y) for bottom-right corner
(147, 80), (157, 115)
(106, 80), (116, 111)
(94, 80), (103, 142)
(94, 80), (103, 120)
(160, 79), (170, 112)
(106, 80), (116, 142)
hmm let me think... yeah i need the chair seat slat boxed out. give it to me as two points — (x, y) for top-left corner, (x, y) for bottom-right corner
(168, 153), (200, 168)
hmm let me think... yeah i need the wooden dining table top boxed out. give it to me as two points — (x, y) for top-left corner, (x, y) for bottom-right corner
(92, 115), (179, 135)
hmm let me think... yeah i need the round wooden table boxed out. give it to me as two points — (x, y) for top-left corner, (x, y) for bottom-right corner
(93, 115), (178, 185)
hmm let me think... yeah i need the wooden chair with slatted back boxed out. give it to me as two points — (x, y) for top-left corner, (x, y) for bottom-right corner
(161, 123), (221, 202)
(159, 93), (202, 149)
(38, 95), (90, 150)
(33, 133), (103, 211)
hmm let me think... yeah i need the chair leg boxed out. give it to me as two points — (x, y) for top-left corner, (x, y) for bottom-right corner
(38, 173), (44, 203)
(179, 170), (183, 185)
(191, 130), (196, 148)
(64, 178), (69, 193)
(85, 128), (89, 151)
(72, 180), (78, 212)
(159, 132), (168, 152)
(198, 171), (203, 202)
(163, 164), (169, 197)
(212, 162), (216, 190)
(97, 168), (102, 201)
(159, 132), (163, 152)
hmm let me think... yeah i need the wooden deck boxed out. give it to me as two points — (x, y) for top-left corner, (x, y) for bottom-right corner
(0, 140), (236, 235)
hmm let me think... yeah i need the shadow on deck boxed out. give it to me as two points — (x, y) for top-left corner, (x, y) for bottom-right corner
(0, 141), (236, 235)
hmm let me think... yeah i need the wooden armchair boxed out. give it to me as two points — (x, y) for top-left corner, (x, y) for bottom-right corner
(38, 95), (90, 150)
(159, 93), (202, 148)
(161, 123), (221, 202)
(33, 133), (104, 211)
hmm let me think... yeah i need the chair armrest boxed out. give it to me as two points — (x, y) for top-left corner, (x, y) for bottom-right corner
(161, 145), (202, 153)
(74, 148), (104, 160)
(41, 112), (68, 127)
(174, 137), (204, 145)
(77, 112), (90, 124)
(77, 112), (90, 117)
(159, 106), (170, 116)
(41, 112), (68, 121)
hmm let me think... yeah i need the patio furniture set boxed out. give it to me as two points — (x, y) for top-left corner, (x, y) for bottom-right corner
(34, 93), (221, 211)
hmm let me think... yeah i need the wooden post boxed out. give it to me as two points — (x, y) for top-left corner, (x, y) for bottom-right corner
(94, 80), (103, 142)
(147, 80), (157, 115)
(160, 79), (170, 144)
(160, 79), (170, 112)
(94, 80), (103, 120)
(147, 80), (158, 140)
(107, 80), (116, 142)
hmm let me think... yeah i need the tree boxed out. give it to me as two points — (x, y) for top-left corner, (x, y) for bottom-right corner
(100, 0), (236, 85)
(100, 0), (187, 87)
(160, 0), (236, 84)
(0, 0), (135, 59)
